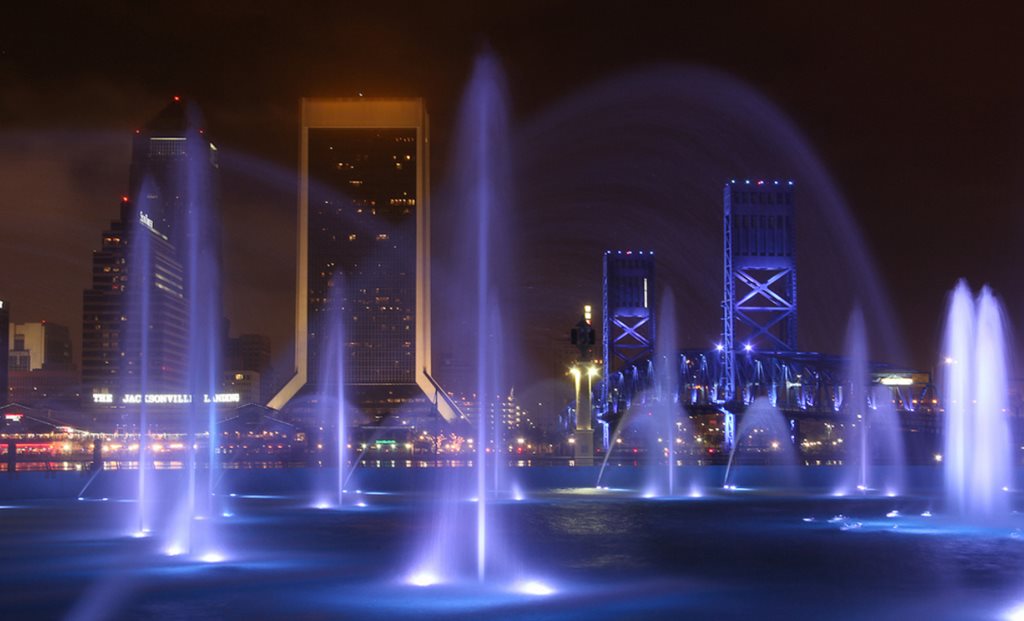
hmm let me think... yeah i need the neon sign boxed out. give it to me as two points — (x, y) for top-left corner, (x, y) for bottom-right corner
(91, 393), (241, 405)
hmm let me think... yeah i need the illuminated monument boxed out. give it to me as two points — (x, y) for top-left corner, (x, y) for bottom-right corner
(271, 98), (455, 422)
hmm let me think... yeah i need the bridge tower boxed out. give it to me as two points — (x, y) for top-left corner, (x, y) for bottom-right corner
(601, 250), (655, 445)
(723, 180), (797, 401)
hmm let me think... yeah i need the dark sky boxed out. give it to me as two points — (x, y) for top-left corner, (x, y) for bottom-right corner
(2, 1), (1023, 380)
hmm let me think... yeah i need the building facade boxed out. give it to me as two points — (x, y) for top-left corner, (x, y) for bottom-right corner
(271, 98), (454, 423)
(225, 333), (274, 403)
(8, 321), (73, 371)
(7, 319), (78, 405)
(81, 97), (215, 403)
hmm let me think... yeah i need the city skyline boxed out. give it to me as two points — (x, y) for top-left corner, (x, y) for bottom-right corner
(3, 3), (1023, 380)
(1, 8), (1022, 619)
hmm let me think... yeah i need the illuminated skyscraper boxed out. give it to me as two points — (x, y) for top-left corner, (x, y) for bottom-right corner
(81, 200), (187, 398)
(129, 96), (220, 264)
(272, 98), (453, 422)
(81, 97), (216, 401)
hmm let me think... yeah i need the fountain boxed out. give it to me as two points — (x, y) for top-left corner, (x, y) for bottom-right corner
(866, 384), (906, 496)
(163, 101), (224, 558)
(843, 307), (870, 493)
(12, 42), (1024, 621)
(314, 272), (348, 508)
(642, 290), (698, 497)
(127, 205), (153, 536)
(722, 396), (798, 490)
(410, 50), (521, 585)
(942, 280), (1013, 517)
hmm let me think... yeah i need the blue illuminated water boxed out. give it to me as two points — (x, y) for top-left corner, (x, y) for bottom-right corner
(9, 474), (1024, 621)
(315, 272), (348, 509)
(413, 50), (518, 584)
(163, 102), (223, 559)
(942, 281), (1013, 517)
(723, 397), (798, 489)
(839, 308), (906, 496)
(127, 208), (153, 536)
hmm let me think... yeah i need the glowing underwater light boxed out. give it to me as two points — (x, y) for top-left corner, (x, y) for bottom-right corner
(165, 544), (185, 557)
(200, 551), (225, 563)
(1004, 603), (1024, 621)
(515, 580), (555, 596)
(407, 570), (440, 587)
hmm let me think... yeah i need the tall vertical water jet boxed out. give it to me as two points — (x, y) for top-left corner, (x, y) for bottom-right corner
(648, 289), (694, 497)
(843, 308), (869, 492)
(867, 384), (905, 495)
(942, 281), (1012, 517)
(467, 51), (512, 581)
(409, 51), (515, 585)
(164, 100), (223, 557)
(127, 205), (153, 535)
(316, 273), (348, 507)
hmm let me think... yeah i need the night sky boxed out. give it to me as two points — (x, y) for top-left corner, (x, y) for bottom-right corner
(3, 2), (1023, 384)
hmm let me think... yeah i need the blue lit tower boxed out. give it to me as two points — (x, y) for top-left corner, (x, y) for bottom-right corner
(722, 179), (797, 401)
(601, 250), (655, 445)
